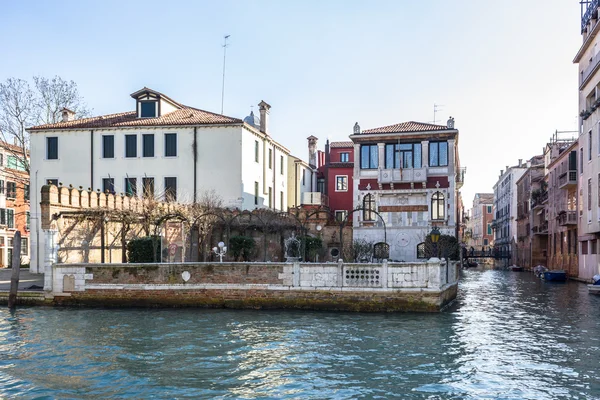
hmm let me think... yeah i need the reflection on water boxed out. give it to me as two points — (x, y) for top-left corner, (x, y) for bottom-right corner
(0, 270), (600, 399)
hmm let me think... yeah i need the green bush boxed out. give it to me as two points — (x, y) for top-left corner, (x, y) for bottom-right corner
(229, 235), (256, 261)
(301, 235), (323, 261)
(127, 236), (161, 263)
(424, 234), (459, 260)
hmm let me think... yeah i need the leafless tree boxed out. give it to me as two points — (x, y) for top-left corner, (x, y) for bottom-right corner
(33, 76), (91, 125)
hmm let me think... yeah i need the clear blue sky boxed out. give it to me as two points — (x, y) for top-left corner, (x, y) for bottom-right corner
(0, 0), (581, 208)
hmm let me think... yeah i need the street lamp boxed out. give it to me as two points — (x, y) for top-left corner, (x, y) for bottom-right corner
(430, 226), (441, 258)
(213, 241), (227, 263)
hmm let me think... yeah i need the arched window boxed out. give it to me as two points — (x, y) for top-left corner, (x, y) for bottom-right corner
(431, 191), (445, 220)
(363, 194), (375, 221)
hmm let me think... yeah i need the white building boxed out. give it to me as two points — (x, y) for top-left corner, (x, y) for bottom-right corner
(349, 118), (463, 262)
(27, 87), (301, 273)
(492, 161), (527, 263)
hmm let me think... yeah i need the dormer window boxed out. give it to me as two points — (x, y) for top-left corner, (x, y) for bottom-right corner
(140, 101), (157, 118)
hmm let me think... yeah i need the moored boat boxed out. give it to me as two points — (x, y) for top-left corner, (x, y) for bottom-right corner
(543, 270), (567, 282)
(509, 265), (524, 272)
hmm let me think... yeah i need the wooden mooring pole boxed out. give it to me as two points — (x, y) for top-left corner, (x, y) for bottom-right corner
(8, 231), (22, 309)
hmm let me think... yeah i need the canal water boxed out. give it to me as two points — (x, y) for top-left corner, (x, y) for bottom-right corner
(1, 269), (600, 399)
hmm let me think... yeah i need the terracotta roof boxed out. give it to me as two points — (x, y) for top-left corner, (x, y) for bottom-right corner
(29, 105), (242, 131)
(476, 193), (494, 203)
(0, 140), (27, 154)
(362, 121), (450, 134)
(330, 141), (354, 148)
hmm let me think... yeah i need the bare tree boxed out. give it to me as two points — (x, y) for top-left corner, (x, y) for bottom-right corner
(33, 76), (91, 125)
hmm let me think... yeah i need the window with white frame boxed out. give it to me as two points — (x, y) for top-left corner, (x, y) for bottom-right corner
(431, 191), (446, 220)
(336, 175), (348, 191)
(363, 194), (375, 221)
(340, 152), (349, 162)
(46, 137), (58, 160)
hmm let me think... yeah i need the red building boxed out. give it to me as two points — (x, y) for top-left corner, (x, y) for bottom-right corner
(322, 141), (354, 222)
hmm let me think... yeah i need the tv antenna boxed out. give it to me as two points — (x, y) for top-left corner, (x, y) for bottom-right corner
(221, 34), (230, 115)
(432, 103), (444, 124)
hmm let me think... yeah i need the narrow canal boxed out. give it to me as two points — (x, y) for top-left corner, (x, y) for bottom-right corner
(1, 269), (600, 399)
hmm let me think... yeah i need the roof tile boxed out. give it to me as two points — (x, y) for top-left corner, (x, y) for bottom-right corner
(362, 121), (450, 134)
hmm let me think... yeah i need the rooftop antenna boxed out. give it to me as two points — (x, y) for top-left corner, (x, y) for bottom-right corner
(221, 34), (231, 115)
(432, 103), (444, 124)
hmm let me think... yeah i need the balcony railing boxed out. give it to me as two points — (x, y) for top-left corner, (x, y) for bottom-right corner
(301, 192), (329, 207)
(377, 167), (427, 185)
(531, 191), (548, 209)
(558, 210), (577, 226)
(558, 170), (577, 189)
(582, 0), (600, 33)
(531, 221), (548, 235)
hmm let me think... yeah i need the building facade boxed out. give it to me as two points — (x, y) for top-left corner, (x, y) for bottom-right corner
(349, 119), (463, 262)
(470, 193), (494, 249)
(575, 1), (600, 280)
(492, 161), (527, 266)
(28, 88), (297, 273)
(515, 160), (545, 270)
(546, 141), (578, 276)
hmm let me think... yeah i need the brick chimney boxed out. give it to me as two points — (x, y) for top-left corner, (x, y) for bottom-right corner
(258, 101), (271, 135)
(307, 135), (318, 167)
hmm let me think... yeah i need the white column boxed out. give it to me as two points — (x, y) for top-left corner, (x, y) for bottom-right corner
(43, 229), (58, 292)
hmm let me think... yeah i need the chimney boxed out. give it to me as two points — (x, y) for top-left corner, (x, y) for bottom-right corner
(447, 116), (455, 129)
(307, 135), (318, 167)
(353, 122), (361, 134)
(61, 107), (75, 122)
(506, 165), (509, 172)
(518, 158), (522, 167)
(500, 169), (504, 176)
(258, 100), (271, 134)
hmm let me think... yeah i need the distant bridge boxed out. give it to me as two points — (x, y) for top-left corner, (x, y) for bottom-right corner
(463, 250), (511, 260)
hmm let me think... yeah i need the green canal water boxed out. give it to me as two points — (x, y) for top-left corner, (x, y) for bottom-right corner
(1, 269), (600, 399)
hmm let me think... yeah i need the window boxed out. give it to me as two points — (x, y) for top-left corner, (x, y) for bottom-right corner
(335, 210), (348, 222)
(7, 155), (25, 171)
(7, 209), (14, 229)
(0, 180), (3, 194)
(484, 238), (489, 246)
(268, 187), (272, 208)
(280, 191), (284, 210)
(6, 182), (16, 199)
(336, 176), (348, 191)
(0, 154), (3, 165)
(581, 148), (584, 174)
(431, 191), (446, 220)
(268, 149), (273, 169)
(125, 177), (137, 197)
(140, 101), (156, 118)
(46, 137), (58, 160)
(363, 194), (375, 221)
(24, 184), (29, 201)
(417, 242), (426, 259)
(429, 141), (448, 167)
(102, 178), (115, 194)
(590, 130), (593, 161)
(0, 209), (5, 225)
(582, 240), (589, 255)
(164, 177), (177, 202)
(165, 133), (177, 157)
(487, 223), (492, 235)
(255, 141), (259, 162)
(340, 152), (349, 162)
(254, 182), (259, 205)
(20, 238), (27, 256)
(385, 143), (421, 168)
(125, 135), (137, 158)
(46, 179), (58, 186)
(302, 169), (306, 185)
(589, 178), (592, 211)
(280, 155), (284, 174)
(102, 135), (114, 158)
(143, 134), (154, 157)
(26, 211), (30, 230)
(487, 205), (492, 214)
(317, 178), (325, 193)
(142, 177), (154, 199)
(360, 145), (378, 169)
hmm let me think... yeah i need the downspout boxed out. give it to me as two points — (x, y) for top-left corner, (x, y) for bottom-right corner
(272, 146), (276, 209)
(294, 163), (298, 207)
(193, 127), (198, 204)
(90, 130), (94, 190)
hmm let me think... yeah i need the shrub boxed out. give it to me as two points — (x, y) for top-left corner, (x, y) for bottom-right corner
(127, 236), (161, 263)
(229, 235), (255, 261)
(424, 234), (459, 260)
(352, 238), (374, 262)
(301, 235), (323, 261)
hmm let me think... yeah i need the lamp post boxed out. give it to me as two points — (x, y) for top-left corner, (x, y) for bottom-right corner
(430, 226), (441, 258)
(213, 241), (227, 263)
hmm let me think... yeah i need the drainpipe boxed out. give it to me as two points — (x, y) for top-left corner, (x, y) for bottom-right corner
(294, 163), (298, 207)
(90, 130), (94, 190)
(193, 127), (198, 204)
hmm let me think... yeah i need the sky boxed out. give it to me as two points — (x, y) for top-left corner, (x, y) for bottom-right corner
(0, 0), (582, 209)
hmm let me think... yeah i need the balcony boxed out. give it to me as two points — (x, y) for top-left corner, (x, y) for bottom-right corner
(558, 210), (577, 226)
(301, 192), (329, 207)
(456, 167), (466, 189)
(531, 190), (547, 210)
(377, 167), (427, 185)
(558, 170), (577, 189)
(531, 221), (548, 235)
(582, 0), (600, 34)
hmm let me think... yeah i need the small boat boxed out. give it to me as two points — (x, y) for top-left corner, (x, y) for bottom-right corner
(588, 275), (600, 294)
(533, 265), (548, 278)
(543, 270), (567, 282)
(509, 265), (524, 272)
